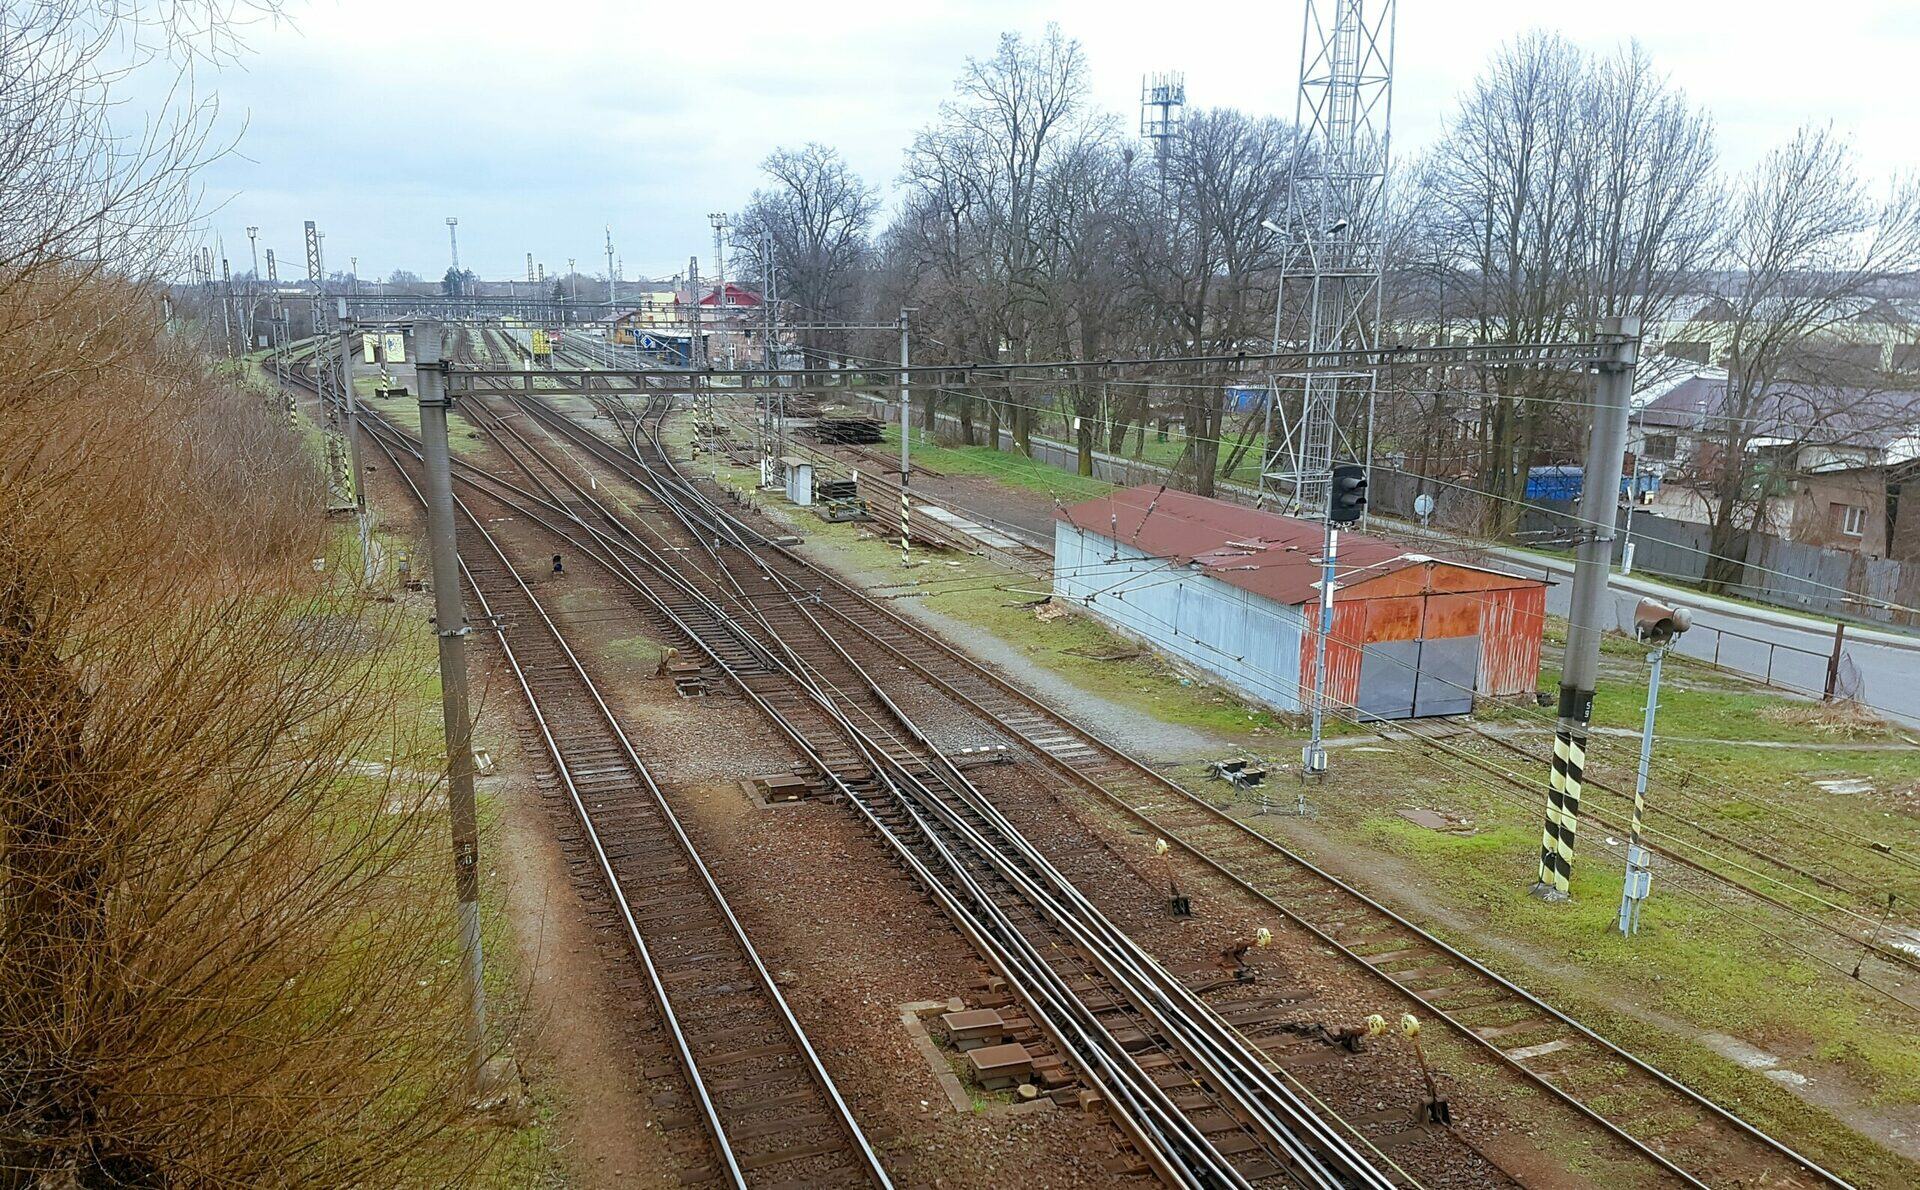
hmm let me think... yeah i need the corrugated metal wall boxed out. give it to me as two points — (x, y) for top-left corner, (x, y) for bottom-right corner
(1475, 585), (1546, 696)
(1055, 527), (1546, 718)
(1052, 523), (1308, 711)
(1314, 600), (1370, 715)
(1302, 570), (1546, 715)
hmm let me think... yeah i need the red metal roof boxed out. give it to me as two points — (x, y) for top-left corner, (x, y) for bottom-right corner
(699, 283), (763, 307)
(1056, 485), (1540, 607)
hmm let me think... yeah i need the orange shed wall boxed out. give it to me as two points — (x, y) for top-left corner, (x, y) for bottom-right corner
(1297, 566), (1547, 712)
(1475, 585), (1546, 696)
(1305, 600), (1369, 715)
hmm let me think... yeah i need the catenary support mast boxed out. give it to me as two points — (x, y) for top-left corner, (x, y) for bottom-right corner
(1534, 316), (1641, 900)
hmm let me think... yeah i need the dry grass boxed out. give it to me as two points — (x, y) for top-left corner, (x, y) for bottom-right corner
(0, 278), (499, 1185)
(1756, 698), (1889, 740)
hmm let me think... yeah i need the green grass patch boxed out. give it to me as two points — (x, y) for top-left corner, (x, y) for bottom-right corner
(1220, 748), (1920, 1178)
(365, 392), (485, 455)
(678, 410), (1920, 1181)
(882, 425), (1117, 503)
(312, 521), (561, 1183)
(682, 424), (1310, 746)
(1313, 744), (1920, 1114)
(601, 635), (663, 664)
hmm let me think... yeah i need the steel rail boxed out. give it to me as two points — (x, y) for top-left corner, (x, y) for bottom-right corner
(314, 341), (1413, 1182)
(286, 346), (894, 1190)
(469, 332), (1856, 1186)
(461, 397), (1284, 1188)
(338, 376), (1222, 1187)
(530, 380), (1856, 1190)
(456, 388), (1402, 1187)
(459, 414), (1230, 1187)
(609, 409), (1400, 1187)
(506, 390), (1406, 1189)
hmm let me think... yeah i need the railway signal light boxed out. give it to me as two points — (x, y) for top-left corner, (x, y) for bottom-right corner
(1632, 597), (1692, 645)
(1329, 463), (1367, 525)
(1620, 598), (1688, 938)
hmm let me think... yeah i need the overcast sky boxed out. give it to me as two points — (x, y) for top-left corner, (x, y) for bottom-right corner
(186, 0), (1919, 283)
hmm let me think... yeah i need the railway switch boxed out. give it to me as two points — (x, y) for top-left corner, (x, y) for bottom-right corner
(1401, 1014), (1451, 1125)
(1218, 926), (1273, 982)
(1155, 838), (1191, 916)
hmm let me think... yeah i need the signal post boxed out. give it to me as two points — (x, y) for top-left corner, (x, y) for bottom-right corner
(1303, 461), (1369, 793)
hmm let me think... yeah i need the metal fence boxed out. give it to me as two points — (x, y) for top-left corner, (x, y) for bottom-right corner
(857, 395), (1920, 630)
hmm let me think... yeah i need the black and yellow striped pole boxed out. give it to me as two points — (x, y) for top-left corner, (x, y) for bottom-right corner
(897, 307), (916, 569)
(1537, 714), (1588, 897)
(900, 484), (911, 567)
(1616, 599), (1689, 933)
(1533, 316), (1640, 902)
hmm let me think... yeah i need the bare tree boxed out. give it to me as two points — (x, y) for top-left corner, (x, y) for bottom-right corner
(1582, 44), (1719, 321)
(1, 6), (517, 1183)
(1030, 128), (1130, 475)
(1118, 107), (1292, 495)
(731, 143), (878, 366)
(903, 24), (1097, 456)
(1688, 126), (1920, 587)
(1414, 34), (1719, 531)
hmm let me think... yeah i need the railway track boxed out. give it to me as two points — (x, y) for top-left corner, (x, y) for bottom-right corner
(517, 382), (1855, 1190)
(682, 352), (1920, 988)
(752, 417), (1055, 572)
(291, 329), (1863, 1186)
(287, 343), (894, 1190)
(318, 340), (1410, 1187)
(452, 390), (1411, 1189)
(548, 334), (1053, 571)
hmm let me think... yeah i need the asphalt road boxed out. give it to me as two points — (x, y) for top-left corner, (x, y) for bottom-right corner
(1504, 552), (1920, 729)
(856, 401), (1920, 728)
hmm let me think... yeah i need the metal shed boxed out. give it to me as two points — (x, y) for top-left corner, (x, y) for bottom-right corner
(782, 457), (814, 507)
(1053, 487), (1548, 721)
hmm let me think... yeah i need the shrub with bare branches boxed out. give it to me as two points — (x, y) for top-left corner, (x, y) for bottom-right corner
(1, 279), (498, 1186)
(3, 4), (508, 1184)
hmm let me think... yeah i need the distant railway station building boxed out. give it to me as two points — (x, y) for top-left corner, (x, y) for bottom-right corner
(1052, 487), (1548, 720)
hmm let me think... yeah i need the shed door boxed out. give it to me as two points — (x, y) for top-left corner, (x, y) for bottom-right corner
(1355, 640), (1419, 720)
(1355, 637), (1480, 720)
(1412, 635), (1479, 717)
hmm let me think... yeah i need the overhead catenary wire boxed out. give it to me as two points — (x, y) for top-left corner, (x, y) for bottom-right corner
(1020, 573), (1920, 1015)
(552, 339), (1920, 898)
(665, 362), (1920, 623)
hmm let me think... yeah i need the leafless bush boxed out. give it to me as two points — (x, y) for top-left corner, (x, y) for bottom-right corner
(0, 279), (499, 1186)
(3, 5), (505, 1184)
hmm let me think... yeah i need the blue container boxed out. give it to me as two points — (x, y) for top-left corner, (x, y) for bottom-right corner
(1525, 466), (1664, 502)
(1525, 465), (1583, 502)
(1224, 384), (1267, 412)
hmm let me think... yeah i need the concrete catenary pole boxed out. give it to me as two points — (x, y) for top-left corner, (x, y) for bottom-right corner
(605, 226), (617, 311)
(414, 321), (490, 1087)
(337, 300), (373, 581)
(219, 255), (236, 357)
(1533, 315), (1641, 900)
(708, 212), (727, 363)
(245, 226), (260, 350)
(898, 308), (912, 566)
(762, 227), (780, 480)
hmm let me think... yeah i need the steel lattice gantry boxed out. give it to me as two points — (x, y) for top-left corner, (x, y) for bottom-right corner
(1262, 0), (1397, 515)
